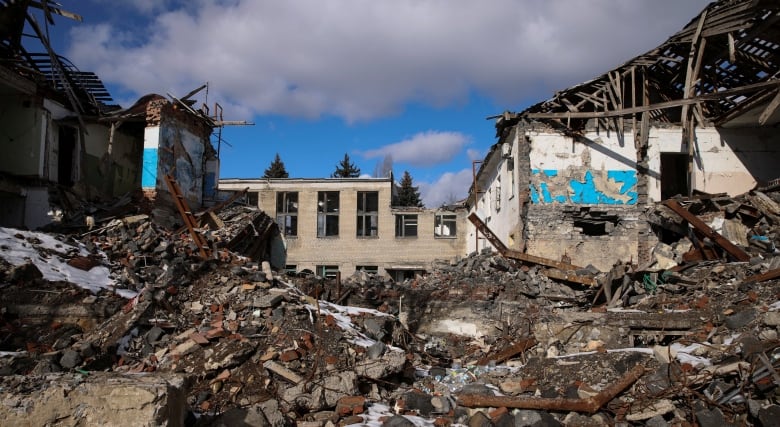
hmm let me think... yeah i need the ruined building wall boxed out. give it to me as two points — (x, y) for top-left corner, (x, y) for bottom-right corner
(648, 126), (780, 201)
(142, 100), (212, 208)
(0, 93), (46, 176)
(520, 124), (780, 270)
(80, 123), (141, 198)
(466, 126), (530, 254)
(220, 179), (468, 277)
(524, 129), (641, 270)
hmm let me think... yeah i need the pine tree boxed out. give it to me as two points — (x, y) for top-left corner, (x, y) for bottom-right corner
(331, 153), (361, 178)
(396, 170), (423, 207)
(263, 153), (289, 178)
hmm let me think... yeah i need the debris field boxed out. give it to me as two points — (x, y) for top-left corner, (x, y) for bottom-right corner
(1, 188), (780, 427)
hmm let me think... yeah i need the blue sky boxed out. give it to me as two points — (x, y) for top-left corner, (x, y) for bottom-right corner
(31, 0), (711, 207)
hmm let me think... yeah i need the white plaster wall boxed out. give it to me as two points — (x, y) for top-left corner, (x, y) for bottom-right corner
(529, 131), (637, 172)
(144, 126), (160, 151)
(648, 126), (779, 201)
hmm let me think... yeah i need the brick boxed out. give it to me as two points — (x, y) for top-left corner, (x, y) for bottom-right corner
(335, 396), (365, 416)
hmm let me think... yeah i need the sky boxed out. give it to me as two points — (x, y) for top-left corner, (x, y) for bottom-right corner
(32, 0), (712, 207)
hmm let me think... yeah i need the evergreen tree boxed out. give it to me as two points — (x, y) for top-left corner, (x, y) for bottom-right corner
(396, 170), (423, 207)
(331, 153), (361, 178)
(263, 153), (289, 178)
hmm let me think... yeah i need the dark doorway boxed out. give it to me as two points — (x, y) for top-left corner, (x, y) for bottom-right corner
(660, 153), (689, 200)
(58, 126), (76, 186)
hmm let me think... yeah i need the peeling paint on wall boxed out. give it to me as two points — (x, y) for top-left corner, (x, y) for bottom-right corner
(530, 169), (637, 205)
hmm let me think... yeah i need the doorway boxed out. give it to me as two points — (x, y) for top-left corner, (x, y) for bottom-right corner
(57, 126), (77, 186)
(660, 153), (689, 200)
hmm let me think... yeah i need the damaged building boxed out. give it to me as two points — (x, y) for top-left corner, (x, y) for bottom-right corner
(469, 0), (780, 271)
(219, 177), (468, 279)
(0, 1), (222, 229)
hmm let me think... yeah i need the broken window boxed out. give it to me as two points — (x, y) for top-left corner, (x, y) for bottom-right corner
(434, 213), (457, 238)
(246, 191), (259, 207)
(570, 209), (619, 236)
(316, 265), (339, 280)
(356, 265), (378, 274)
(356, 191), (378, 237)
(276, 192), (298, 236)
(317, 191), (339, 237)
(395, 214), (418, 237)
(387, 269), (424, 282)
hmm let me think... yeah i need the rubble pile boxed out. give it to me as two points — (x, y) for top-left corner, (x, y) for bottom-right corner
(0, 190), (780, 426)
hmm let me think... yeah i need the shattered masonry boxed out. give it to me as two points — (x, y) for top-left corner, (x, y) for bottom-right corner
(1, 1), (780, 427)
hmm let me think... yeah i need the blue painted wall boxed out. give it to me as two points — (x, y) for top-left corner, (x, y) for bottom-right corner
(530, 169), (637, 205)
(142, 148), (158, 188)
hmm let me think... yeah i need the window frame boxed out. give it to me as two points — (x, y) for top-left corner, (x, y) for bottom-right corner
(275, 191), (298, 236)
(356, 191), (379, 237)
(316, 265), (340, 280)
(395, 214), (418, 238)
(317, 191), (340, 237)
(434, 213), (457, 238)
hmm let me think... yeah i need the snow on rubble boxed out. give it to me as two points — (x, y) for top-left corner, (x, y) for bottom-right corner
(0, 226), (136, 298)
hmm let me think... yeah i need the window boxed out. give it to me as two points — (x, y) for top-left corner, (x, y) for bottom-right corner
(434, 213), (457, 238)
(395, 214), (418, 237)
(317, 191), (339, 237)
(507, 158), (516, 199)
(356, 265), (378, 274)
(246, 191), (259, 207)
(316, 265), (340, 280)
(357, 191), (378, 237)
(276, 192), (298, 236)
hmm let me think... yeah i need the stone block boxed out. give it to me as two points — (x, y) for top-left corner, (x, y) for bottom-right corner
(0, 373), (189, 426)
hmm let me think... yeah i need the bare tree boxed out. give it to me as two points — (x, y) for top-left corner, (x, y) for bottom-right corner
(373, 154), (393, 178)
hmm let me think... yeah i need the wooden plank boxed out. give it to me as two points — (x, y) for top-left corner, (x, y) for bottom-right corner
(457, 365), (645, 414)
(476, 337), (537, 366)
(468, 213), (596, 285)
(742, 268), (780, 285)
(263, 360), (303, 384)
(662, 199), (750, 262)
(759, 89), (780, 125)
(542, 268), (597, 286)
(503, 249), (587, 274)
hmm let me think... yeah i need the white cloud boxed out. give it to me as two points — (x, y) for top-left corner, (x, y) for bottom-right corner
(66, 0), (711, 119)
(419, 169), (474, 208)
(361, 131), (470, 167)
(467, 149), (485, 161)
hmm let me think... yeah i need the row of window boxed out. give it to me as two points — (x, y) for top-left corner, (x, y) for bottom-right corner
(287, 265), (421, 282)
(275, 191), (458, 238)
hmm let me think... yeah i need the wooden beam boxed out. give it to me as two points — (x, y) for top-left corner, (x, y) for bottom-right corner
(457, 364), (645, 414)
(662, 199), (750, 262)
(759, 89), (780, 125)
(523, 79), (780, 120)
(742, 268), (780, 285)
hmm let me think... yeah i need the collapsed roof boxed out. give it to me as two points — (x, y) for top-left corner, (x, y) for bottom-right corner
(0, 0), (117, 116)
(499, 0), (780, 135)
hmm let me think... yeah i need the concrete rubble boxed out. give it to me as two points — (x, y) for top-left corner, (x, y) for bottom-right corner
(1, 188), (780, 426)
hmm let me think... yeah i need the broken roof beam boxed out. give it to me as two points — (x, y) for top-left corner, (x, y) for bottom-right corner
(662, 199), (750, 262)
(468, 213), (596, 286)
(524, 78), (780, 120)
(457, 364), (645, 414)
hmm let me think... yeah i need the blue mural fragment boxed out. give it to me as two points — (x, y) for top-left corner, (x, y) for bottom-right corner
(142, 148), (158, 188)
(530, 169), (637, 205)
